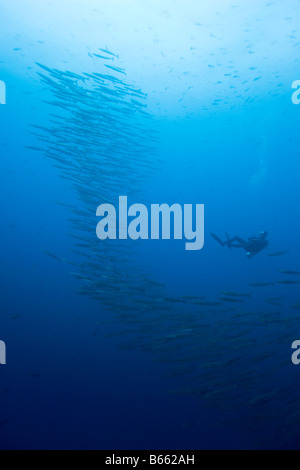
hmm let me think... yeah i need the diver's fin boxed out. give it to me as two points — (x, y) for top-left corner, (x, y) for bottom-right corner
(211, 233), (226, 247)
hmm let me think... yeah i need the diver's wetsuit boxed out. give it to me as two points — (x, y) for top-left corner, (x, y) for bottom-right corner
(211, 232), (269, 258)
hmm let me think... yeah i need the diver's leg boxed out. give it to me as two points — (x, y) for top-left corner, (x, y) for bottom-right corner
(211, 233), (227, 247)
(226, 233), (232, 249)
(228, 236), (247, 245)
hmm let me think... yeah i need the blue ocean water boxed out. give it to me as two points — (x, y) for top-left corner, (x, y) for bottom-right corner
(1, 0), (300, 450)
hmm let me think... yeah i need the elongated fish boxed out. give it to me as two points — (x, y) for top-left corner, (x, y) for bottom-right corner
(92, 53), (113, 60)
(99, 48), (119, 58)
(218, 297), (245, 303)
(191, 301), (221, 306)
(250, 282), (275, 287)
(104, 64), (127, 75)
(222, 291), (251, 298)
(267, 251), (288, 257)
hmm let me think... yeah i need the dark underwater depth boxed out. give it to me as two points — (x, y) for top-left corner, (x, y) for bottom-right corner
(1, 0), (300, 450)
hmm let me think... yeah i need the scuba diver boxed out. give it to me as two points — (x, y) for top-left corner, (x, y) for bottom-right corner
(211, 231), (269, 259)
